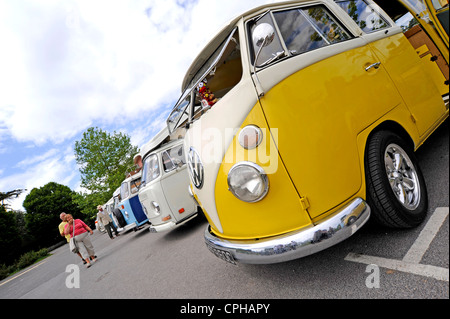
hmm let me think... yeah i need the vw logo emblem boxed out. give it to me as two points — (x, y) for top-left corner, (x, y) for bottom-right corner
(188, 147), (204, 189)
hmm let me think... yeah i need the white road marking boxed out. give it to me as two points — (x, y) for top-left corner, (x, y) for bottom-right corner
(0, 259), (49, 287)
(345, 253), (448, 282)
(345, 207), (449, 282)
(403, 207), (449, 264)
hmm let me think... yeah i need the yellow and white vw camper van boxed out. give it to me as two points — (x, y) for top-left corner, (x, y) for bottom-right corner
(167, 0), (449, 264)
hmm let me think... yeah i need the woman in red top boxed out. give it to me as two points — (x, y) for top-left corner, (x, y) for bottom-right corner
(64, 214), (97, 268)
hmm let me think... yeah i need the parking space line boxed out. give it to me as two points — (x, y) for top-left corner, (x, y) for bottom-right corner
(345, 253), (448, 282)
(403, 207), (449, 264)
(345, 207), (449, 282)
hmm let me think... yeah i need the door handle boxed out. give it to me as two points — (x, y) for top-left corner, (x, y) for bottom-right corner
(365, 62), (381, 71)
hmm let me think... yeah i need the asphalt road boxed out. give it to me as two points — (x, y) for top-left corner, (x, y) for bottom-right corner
(0, 121), (448, 306)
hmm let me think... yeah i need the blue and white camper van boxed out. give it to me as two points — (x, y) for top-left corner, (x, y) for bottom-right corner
(118, 170), (149, 231)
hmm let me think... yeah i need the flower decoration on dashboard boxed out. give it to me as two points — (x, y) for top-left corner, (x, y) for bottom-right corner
(197, 80), (218, 107)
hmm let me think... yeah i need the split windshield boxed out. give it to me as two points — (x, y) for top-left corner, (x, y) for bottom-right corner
(167, 28), (240, 134)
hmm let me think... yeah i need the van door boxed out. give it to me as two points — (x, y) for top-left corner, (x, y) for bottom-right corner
(159, 143), (197, 223)
(248, 3), (403, 220)
(349, 0), (448, 135)
(399, 0), (449, 59)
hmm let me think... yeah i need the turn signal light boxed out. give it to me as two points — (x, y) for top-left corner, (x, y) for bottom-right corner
(162, 215), (172, 221)
(238, 125), (263, 149)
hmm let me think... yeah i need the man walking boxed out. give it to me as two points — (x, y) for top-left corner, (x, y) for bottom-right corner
(97, 205), (120, 239)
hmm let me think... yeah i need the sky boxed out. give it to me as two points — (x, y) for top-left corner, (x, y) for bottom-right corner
(0, 0), (283, 211)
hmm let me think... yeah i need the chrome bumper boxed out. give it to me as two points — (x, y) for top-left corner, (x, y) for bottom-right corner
(204, 198), (370, 264)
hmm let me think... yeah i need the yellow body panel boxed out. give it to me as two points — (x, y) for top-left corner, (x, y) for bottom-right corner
(368, 34), (447, 136)
(213, 103), (312, 239)
(257, 43), (403, 220)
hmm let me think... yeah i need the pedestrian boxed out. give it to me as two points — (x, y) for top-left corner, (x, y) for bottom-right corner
(58, 212), (86, 264)
(64, 214), (97, 268)
(97, 205), (120, 239)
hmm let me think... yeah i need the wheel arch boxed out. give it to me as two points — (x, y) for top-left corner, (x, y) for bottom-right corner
(362, 122), (428, 228)
(365, 120), (416, 155)
(356, 119), (417, 203)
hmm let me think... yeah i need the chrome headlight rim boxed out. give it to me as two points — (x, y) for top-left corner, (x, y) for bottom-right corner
(227, 161), (269, 203)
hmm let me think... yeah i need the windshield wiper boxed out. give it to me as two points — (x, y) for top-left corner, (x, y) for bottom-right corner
(258, 51), (286, 67)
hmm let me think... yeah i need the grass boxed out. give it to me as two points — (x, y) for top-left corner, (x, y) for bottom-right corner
(0, 248), (50, 281)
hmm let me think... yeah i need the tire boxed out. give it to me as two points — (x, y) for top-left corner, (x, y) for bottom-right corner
(365, 130), (428, 228)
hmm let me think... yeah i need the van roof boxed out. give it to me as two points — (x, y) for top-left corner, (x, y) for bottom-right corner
(181, 0), (306, 91)
(140, 126), (170, 158)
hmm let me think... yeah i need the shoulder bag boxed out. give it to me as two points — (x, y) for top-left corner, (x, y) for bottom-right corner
(69, 220), (78, 253)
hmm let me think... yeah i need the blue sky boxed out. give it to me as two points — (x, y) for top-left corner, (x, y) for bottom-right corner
(0, 0), (281, 211)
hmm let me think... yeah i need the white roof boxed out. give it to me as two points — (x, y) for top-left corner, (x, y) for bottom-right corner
(140, 127), (170, 158)
(181, 0), (302, 91)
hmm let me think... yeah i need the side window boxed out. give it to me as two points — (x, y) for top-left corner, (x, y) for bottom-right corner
(130, 178), (141, 194)
(335, 0), (390, 33)
(273, 5), (352, 56)
(142, 154), (160, 185)
(162, 145), (185, 172)
(433, 0), (448, 10)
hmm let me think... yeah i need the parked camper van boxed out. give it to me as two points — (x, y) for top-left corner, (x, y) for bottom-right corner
(138, 128), (200, 233)
(118, 170), (149, 231)
(167, 0), (449, 264)
(112, 187), (127, 229)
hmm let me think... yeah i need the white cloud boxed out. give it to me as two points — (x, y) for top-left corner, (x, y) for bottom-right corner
(0, 0), (282, 211)
(0, 145), (77, 211)
(0, 0), (281, 145)
(15, 148), (59, 169)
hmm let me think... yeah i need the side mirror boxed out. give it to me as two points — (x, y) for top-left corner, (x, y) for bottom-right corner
(251, 22), (276, 97)
(252, 23), (275, 48)
(173, 158), (183, 168)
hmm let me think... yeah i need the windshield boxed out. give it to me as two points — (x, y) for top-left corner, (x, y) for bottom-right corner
(141, 154), (160, 185)
(167, 28), (239, 134)
(162, 144), (186, 172)
(167, 94), (191, 135)
(120, 182), (129, 200)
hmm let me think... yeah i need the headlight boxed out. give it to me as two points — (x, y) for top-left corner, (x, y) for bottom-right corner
(227, 161), (269, 202)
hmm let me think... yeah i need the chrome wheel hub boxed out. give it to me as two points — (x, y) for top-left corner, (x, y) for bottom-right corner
(384, 144), (420, 210)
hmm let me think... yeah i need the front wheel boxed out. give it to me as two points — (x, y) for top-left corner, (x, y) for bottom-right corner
(365, 130), (428, 228)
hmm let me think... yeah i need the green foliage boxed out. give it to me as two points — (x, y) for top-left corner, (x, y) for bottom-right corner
(0, 248), (49, 281)
(74, 127), (139, 215)
(0, 205), (22, 265)
(71, 191), (105, 225)
(23, 182), (79, 248)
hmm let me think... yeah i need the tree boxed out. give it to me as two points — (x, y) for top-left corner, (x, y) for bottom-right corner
(22, 182), (79, 249)
(0, 189), (26, 210)
(74, 127), (139, 215)
(0, 205), (22, 265)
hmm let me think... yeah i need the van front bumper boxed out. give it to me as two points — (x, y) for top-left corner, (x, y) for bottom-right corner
(149, 213), (198, 233)
(204, 198), (370, 264)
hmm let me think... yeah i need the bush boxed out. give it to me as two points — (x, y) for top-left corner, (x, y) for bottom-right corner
(0, 248), (49, 281)
(0, 264), (15, 281)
